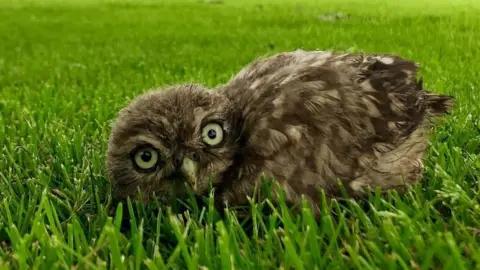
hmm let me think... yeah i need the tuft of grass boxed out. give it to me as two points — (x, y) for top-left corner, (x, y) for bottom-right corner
(1, 0), (479, 268)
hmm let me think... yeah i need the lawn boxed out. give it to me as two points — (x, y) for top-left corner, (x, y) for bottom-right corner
(0, 0), (479, 269)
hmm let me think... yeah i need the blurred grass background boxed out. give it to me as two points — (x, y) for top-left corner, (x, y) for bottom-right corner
(0, 0), (479, 269)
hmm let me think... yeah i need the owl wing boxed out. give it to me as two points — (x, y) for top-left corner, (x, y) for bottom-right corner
(219, 50), (453, 194)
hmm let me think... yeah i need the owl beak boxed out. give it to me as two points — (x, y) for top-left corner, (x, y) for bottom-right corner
(180, 157), (199, 192)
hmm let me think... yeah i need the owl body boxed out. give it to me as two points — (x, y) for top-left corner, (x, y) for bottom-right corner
(107, 50), (454, 212)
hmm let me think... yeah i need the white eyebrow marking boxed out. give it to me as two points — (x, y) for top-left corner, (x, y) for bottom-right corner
(379, 57), (394, 64)
(127, 134), (169, 153)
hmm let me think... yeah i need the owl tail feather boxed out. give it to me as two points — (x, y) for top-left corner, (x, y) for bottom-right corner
(416, 77), (455, 116)
(425, 93), (455, 115)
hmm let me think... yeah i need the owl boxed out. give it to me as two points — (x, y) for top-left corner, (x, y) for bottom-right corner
(106, 50), (454, 213)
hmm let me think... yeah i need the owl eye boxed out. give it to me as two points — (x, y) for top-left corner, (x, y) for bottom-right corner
(201, 123), (224, 146)
(133, 147), (159, 170)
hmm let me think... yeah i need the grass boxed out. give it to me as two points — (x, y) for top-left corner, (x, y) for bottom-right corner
(0, 0), (479, 268)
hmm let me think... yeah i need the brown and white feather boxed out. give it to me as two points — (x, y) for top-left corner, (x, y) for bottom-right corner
(216, 50), (454, 207)
(107, 49), (454, 215)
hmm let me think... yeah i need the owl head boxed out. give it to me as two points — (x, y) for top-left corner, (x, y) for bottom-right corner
(106, 84), (241, 203)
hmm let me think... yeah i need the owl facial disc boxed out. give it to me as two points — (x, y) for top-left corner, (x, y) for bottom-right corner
(106, 84), (237, 202)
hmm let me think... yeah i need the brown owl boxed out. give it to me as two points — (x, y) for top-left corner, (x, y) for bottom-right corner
(106, 50), (454, 213)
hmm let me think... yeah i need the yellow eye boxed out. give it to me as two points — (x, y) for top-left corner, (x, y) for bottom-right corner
(133, 147), (159, 170)
(201, 123), (224, 146)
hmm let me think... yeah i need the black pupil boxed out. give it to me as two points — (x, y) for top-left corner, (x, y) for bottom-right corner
(140, 151), (152, 162)
(208, 129), (217, 139)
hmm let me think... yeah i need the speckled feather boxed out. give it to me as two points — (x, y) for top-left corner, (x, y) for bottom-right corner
(106, 50), (454, 214)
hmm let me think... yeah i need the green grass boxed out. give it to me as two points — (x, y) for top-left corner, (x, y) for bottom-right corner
(1, 0), (479, 268)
